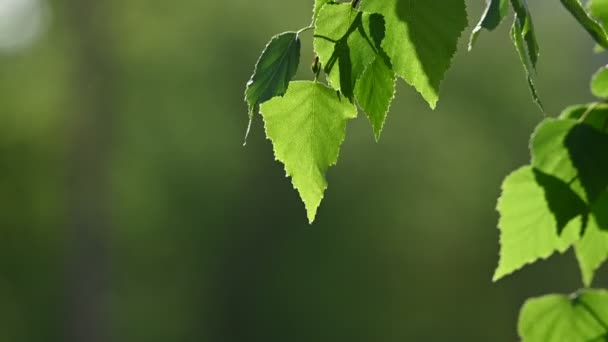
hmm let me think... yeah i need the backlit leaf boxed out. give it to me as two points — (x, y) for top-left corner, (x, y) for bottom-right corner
(260, 81), (357, 223)
(519, 289), (608, 342)
(360, 0), (467, 108)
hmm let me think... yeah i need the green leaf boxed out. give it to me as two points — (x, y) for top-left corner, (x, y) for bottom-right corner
(563, 123), (608, 203)
(575, 194), (608, 286)
(531, 118), (608, 204)
(510, 15), (543, 110)
(518, 289), (608, 342)
(260, 81), (357, 223)
(360, 0), (468, 109)
(313, 0), (332, 21)
(592, 65), (608, 98)
(355, 55), (396, 140)
(530, 119), (581, 196)
(594, 190), (608, 230)
(469, 0), (509, 50)
(589, 0), (608, 31)
(511, 0), (540, 67)
(244, 32), (301, 142)
(560, 0), (608, 49)
(494, 166), (583, 281)
(313, 3), (383, 100)
(560, 103), (608, 131)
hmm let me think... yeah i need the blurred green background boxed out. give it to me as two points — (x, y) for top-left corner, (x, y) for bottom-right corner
(0, 0), (606, 341)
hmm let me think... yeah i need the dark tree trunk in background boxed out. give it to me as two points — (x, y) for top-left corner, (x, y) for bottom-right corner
(63, 1), (117, 341)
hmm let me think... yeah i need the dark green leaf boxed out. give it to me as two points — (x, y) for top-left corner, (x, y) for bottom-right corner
(244, 32), (301, 142)
(510, 16), (543, 110)
(564, 123), (608, 202)
(510, 0), (540, 67)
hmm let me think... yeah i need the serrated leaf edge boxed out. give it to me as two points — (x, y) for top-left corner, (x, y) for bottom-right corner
(355, 57), (397, 141)
(260, 81), (357, 223)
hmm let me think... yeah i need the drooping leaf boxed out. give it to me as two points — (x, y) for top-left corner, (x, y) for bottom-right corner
(510, 0), (540, 67)
(575, 193), (608, 286)
(260, 81), (357, 223)
(469, 0), (510, 49)
(510, 15), (543, 110)
(360, 0), (468, 109)
(494, 166), (583, 281)
(244, 32), (301, 142)
(355, 55), (396, 140)
(313, 3), (384, 100)
(518, 289), (608, 342)
(592, 65), (608, 98)
(560, 0), (608, 49)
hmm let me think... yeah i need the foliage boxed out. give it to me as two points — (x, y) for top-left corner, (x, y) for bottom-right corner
(243, 0), (608, 340)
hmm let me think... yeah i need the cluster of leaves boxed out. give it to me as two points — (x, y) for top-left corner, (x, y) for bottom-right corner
(474, 1), (608, 340)
(244, 0), (467, 223)
(243, 0), (608, 340)
(497, 67), (608, 341)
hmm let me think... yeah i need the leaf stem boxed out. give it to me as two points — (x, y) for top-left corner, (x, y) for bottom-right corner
(571, 291), (608, 332)
(580, 299), (608, 332)
(579, 102), (600, 123)
(297, 25), (314, 35)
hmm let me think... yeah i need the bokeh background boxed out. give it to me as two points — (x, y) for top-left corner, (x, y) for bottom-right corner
(0, 0), (606, 341)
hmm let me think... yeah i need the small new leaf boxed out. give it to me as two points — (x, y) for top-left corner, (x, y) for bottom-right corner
(260, 81), (357, 223)
(244, 32), (301, 143)
(592, 65), (608, 98)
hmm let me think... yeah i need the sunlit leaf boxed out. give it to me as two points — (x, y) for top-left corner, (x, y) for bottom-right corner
(494, 166), (583, 281)
(519, 289), (608, 342)
(360, 0), (467, 108)
(592, 65), (608, 98)
(260, 81), (357, 223)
